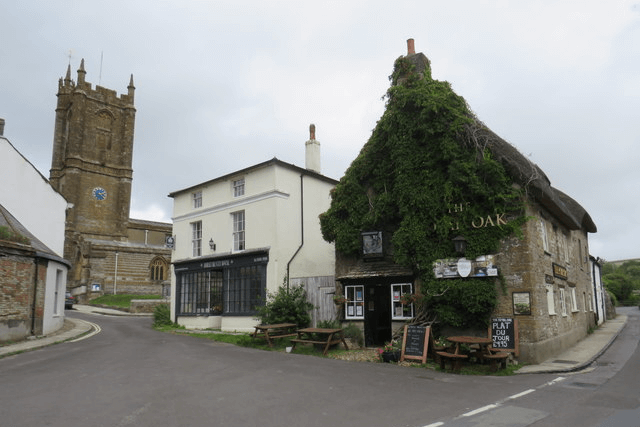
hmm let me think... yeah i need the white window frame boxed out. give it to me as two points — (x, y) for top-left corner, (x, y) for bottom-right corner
(193, 191), (202, 208)
(570, 287), (579, 312)
(233, 178), (245, 198)
(546, 284), (556, 316)
(559, 287), (567, 317)
(232, 211), (245, 251)
(391, 283), (414, 320)
(191, 221), (202, 257)
(540, 219), (550, 253)
(344, 285), (365, 320)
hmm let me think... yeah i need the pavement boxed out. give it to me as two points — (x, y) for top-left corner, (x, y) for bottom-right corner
(0, 305), (629, 375)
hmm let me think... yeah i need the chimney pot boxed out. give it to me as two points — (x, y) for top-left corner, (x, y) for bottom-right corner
(407, 38), (415, 55)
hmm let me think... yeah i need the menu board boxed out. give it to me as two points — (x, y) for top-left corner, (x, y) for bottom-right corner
(490, 317), (518, 355)
(400, 325), (430, 363)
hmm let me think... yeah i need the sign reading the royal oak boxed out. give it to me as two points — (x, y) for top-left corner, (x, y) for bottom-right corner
(437, 202), (511, 231)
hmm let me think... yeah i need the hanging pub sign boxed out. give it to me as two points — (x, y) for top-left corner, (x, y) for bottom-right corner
(433, 255), (498, 279)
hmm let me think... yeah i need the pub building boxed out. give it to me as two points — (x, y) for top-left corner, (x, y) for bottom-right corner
(329, 40), (601, 364)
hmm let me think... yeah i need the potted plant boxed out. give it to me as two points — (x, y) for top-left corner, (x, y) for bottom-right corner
(379, 341), (401, 363)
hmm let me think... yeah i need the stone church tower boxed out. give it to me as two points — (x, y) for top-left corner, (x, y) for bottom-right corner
(50, 60), (171, 299)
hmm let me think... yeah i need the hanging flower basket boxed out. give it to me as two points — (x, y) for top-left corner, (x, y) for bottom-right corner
(333, 296), (348, 305)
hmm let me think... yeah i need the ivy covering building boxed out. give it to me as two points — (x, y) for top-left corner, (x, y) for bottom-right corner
(320, 39), (600, 364)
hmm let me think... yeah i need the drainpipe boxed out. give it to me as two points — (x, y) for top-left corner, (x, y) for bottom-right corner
(30, 259), (40, 335)
(286, 174), (304, 291)
(114, 251), (119, 295)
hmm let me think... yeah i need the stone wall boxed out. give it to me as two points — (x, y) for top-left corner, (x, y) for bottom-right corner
(493, 201), (595, 363)
(130, 299), (169, 313)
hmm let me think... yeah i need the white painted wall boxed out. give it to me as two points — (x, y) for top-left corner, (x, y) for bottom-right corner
(170, 160), (336, 329)
(0, 137), (68, 256)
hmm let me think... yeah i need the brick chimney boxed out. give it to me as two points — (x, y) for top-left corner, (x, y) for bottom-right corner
(407, 38), (415, 55)
(305, 124), (321, 173)
(0, 118), (5, 136)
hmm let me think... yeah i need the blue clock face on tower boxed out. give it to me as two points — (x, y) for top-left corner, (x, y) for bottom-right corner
(92, 187), (107, 201)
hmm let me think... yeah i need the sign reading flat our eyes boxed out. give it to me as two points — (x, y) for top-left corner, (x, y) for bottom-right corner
(490, 317), (519, 355)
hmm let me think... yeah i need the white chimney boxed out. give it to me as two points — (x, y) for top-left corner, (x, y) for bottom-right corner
(305, 123), (321, 173)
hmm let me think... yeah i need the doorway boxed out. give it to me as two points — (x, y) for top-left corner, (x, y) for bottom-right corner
(364, 284), (391, 347)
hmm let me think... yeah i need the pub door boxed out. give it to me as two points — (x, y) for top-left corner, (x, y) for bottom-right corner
(364, 284), (392, 347)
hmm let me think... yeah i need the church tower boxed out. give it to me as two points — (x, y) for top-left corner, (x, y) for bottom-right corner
(49, 59), (136, 258)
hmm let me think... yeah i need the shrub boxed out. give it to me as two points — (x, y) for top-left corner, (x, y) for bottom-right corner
(342, 322), (364, 348)
(153, 304), (174, 327)
(255, 281), (315, 327)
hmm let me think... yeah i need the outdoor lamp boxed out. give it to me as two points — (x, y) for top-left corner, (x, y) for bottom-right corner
(209, 238), (216, 251)
(452, 235), (467, 255)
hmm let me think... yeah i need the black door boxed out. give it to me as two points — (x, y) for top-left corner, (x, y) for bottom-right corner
(364, 284), (391, 347)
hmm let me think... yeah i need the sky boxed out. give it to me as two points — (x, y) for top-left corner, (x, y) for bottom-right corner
(1, 1), (639, 262)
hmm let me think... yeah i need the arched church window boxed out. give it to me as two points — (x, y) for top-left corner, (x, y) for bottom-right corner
(150, 257), (168, 281)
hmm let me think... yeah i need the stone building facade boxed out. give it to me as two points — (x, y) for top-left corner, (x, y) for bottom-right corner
(330, 40), (598, 364)
(48, 61), (171, 300)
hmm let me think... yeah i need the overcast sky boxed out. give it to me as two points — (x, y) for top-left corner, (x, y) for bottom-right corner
(1, 1), (638, 262)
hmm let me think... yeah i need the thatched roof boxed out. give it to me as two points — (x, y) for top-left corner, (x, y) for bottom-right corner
(404, 50), (596, 233)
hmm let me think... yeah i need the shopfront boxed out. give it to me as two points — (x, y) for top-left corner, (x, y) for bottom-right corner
(173, 250), (269, 322)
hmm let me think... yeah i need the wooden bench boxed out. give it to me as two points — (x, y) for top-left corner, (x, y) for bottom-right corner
(436, 351), (468, 373)
(290, 328), (348, 356)
(252, 323), (297, 347)
(483, 352), (509, 372)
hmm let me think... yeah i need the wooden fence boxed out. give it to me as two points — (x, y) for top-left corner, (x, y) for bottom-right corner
(290, 276), (337, 327)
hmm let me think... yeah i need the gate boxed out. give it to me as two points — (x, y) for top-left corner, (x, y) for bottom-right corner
(290, 276), (337, 327)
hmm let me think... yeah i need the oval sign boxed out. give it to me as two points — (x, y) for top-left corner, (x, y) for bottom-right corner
(457, 258), (472, 277)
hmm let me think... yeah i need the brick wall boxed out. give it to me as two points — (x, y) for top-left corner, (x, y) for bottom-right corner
(0, 247), (47, 342)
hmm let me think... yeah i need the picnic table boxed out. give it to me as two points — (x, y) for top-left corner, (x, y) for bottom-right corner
(252, 323), (298, 347)
(442, 336), (509, 372)
(290, 328), (349, 356)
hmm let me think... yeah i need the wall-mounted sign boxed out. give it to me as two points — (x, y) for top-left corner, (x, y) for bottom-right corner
(433, 255), (498, 279)
(362, 231), (383, 259)
(552, 263), (568, 280)
(512, 292), (531, 315)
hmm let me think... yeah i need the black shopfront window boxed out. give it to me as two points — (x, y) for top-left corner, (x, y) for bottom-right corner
(175, 251), (267, 316)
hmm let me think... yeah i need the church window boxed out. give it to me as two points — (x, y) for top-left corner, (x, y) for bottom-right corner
(150, 257), (168, 281)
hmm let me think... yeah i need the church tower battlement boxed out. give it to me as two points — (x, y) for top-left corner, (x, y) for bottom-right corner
(50, 59), (136, 247)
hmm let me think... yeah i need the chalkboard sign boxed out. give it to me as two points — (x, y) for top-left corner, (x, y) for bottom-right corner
(490, 317), (519, 355)
(400, 325), (430, 363)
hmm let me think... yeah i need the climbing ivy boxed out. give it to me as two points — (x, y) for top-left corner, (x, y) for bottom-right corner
(320, 56), (527, 329)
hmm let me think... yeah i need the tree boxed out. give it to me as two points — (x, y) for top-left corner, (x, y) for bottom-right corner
(602, 260), (640, 305)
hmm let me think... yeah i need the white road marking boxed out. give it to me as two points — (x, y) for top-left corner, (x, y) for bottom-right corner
(67, 320), (101, 342)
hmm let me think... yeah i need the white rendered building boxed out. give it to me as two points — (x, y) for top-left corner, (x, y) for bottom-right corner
(169, 126), (337, 331)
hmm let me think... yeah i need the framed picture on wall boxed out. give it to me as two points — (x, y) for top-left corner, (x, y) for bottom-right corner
(512, 292), (531, 315)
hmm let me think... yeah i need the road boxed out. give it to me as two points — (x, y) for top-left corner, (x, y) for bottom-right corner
(0, 308), (638, 427)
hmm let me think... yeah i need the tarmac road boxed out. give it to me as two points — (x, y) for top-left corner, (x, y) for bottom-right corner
(0, 307), (637, 427)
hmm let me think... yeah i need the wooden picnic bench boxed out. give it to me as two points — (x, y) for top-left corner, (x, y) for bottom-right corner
(252, 323), (298, 347)
(435, 351), (468, 373)
(483, 352), (510, 372)
(290, 327), (349, 356)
